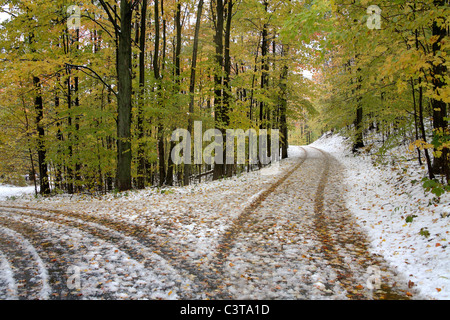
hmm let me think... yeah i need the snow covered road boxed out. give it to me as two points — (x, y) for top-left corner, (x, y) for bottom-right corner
(0, 146), (417, 300)
(218, 147), (411, 300)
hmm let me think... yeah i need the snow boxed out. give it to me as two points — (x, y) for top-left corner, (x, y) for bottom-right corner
(310, 132), (450, 300)
(221, 146), (357, 300)
(0, 206), (191, 299)
(0, 224), (51, 299)
(0, 159), (299, 299)
(0, 184), (36, 201)
(0, 132), (448, 300)
(0, 250), (18, 299)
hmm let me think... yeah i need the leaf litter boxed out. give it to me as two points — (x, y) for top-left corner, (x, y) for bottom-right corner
(0, 139), (438, 300)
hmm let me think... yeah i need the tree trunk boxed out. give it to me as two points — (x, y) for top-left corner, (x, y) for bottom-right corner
(280, 44), (289, 159)
(55, 75), (64, 190)
(224, 0), (233, 177)
(418, 77), (435, 180)
(352, 68), (364, 152)
(166, 1), (182, 186)
(353, 104), (364, 151)
(184, 0), (204, 186)
(74, 29), (82, 191)
(249, 37), (260, 123)
(410, 78), (422, 166)
(115, 1), (133, 191)
(34, 76), (50, 195)
(22, 95), (38, 196)
(259, 1), (269, 131)
(66, 71), (74, 194)
(137, 0), (148, 190)
(430, 0), (449, 182)
(153, 0), (166, 186)
(213, 0), (225, 180)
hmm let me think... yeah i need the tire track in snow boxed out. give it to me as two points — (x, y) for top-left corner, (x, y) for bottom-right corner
(0, 213), (99, 299)
(205, 148), (309, 298)
(0, 205), (195, 281)
(0, 205), (214, 299)
(215, 147), (329, 299)
(0, 250), (19, 299)
(0, 152), (310, 300)
(310, 146), (411, 299)
(0, 224), (51, 299)
(0, 207), (193, 299)
(201, 146), (413, 300)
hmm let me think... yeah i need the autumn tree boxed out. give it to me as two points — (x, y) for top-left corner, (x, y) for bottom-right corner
(98, 0), (134, 191)
(0, 0), (315, 192)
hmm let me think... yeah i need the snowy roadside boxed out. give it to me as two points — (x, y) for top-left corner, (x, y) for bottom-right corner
(310, 133), (450, 300)
(0, 184), (36, 201)
(1, 137), (448, 300)
(1, 149), (303, 262)
(0, 148), (305, 300)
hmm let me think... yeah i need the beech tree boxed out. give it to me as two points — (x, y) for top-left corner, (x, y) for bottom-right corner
(305, 0), (449, 183)
(0, 0), (356, 193)
(98, 0), (134, 191)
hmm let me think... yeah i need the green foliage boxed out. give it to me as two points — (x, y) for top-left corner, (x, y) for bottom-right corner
(419, 227), (431, 238)
(285, 0), (450, 183)
(421, 178), (450, 198)
(2, 0), (445, 193)
(405, 215), (417, 223)
(0, 0), (324, 192)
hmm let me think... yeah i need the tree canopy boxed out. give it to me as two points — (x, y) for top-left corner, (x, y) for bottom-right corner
(0, 0), (448, 195)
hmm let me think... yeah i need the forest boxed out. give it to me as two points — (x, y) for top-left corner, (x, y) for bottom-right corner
(0, 0), (448, 196)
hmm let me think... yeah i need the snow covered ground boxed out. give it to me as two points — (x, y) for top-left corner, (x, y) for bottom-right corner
(0, 133), (448, 300)
(310, 133), (450, 300)
(0, 153), (305, 300)
(0, 184), (36, 201)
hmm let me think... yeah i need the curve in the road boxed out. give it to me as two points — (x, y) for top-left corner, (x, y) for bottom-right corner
(310, 146), (411, 300)
(0, 147), (415, 300)
(0, 209), (190, 299)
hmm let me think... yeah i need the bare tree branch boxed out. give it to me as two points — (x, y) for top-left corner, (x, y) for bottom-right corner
(98, 0), (120, 34)
(65, 63), (117, 97)
(81, 14), (114, 39)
